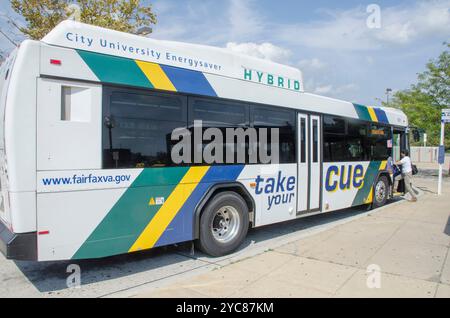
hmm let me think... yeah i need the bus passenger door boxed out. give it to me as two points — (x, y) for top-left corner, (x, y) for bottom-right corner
(297, 114), (322, 214)
(297, 114), (309, 213)
(309, 115), (321, 211)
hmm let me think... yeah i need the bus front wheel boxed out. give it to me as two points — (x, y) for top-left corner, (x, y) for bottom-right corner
(373, 176), (389, 208)
(197, 192), (249, 257)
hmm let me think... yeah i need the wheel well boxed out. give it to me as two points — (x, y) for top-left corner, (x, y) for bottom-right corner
(377, 171), (392, 185)
(371, 171), (391, 208)
(193, 183), (255, 239)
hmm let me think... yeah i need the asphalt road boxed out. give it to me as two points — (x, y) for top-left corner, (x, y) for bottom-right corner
(0, 197), (407, 298)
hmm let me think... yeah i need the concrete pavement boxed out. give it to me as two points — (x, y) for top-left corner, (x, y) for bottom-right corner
(416, 158), (450, 177)
(138, 177), (450, 298)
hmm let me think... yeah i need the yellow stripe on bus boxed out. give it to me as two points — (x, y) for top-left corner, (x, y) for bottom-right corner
(366, 160), (388, 204)
(365, 188), (374, 204)
(135, 60), (177, 92)
(129, 166), (210, 252)
(368, 107), (378, 122)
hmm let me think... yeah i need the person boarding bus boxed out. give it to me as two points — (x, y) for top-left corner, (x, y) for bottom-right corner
(394, 150), (417, 202)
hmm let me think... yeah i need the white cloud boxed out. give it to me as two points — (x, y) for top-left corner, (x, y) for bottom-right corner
(151, 0), (264, 45)
(151, 23), (187, 40)
(228, 0), (264, 41)
(314, 85), (333, 94)
(277, 0), (450, 50)
(376, 2), (450, 44)
(313, 83), (358, 95)
(226, 42), (292, 63)
(153, 1), (449, 52)
(298, 58), (327, 70)
(278, 7), (377, 50)
(366, 56), (375, 65)
(336, 83), (358, 93)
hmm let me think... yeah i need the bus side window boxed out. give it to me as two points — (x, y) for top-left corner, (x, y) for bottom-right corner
(103, 88), (187, 169)
(367, 124), (392, 161)
(323, 116), (346, 162)
(252, 106), (296, 164)
(189, 97), (248, 165)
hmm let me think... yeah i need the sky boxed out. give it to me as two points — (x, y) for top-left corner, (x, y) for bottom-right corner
(0, 0), (449, 106)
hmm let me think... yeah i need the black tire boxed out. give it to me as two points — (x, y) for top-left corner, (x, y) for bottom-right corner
(373, 176), (389, 208)
(196, 192), (249, 257)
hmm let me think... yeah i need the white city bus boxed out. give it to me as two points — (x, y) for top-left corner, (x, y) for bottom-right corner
(0, 21), (410, 261)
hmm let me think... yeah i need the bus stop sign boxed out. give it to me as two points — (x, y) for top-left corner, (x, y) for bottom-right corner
(438, 109), (449, 195)
(442, 109), (450, 123)
(438, 146), (446, 165)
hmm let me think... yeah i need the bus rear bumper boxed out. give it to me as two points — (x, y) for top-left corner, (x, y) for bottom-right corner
(0, 221), (37, 261)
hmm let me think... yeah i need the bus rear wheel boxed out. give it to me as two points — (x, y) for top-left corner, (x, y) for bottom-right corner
(373, 176), (389, 208)
(197, 192), (249, 257)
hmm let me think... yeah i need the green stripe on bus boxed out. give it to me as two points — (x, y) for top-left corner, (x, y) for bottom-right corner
(353, 104), (372, 122)
(77, 50), (153, 89)
(352, 161), (382, 206)
(72, 167), (189, 260)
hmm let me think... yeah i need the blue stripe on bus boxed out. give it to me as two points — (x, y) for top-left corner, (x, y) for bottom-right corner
(160, 65), (217, 97)
(155, 165), (245, 247)
(374, 108), (389, 124)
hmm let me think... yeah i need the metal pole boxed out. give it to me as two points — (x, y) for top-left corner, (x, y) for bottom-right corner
(438, 121), (445, 195)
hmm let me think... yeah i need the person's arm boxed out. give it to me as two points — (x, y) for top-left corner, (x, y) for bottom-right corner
(396, 158), (405, 165)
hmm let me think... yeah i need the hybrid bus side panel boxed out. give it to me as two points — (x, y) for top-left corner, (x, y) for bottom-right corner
(322, 161), (388, 212)
(36, 166), (300, 261)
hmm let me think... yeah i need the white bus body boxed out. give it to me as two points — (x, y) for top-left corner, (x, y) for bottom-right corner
(0, 21), (408, 261)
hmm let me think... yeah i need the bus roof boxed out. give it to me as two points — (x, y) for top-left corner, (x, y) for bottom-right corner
(42, 20), (304, 92)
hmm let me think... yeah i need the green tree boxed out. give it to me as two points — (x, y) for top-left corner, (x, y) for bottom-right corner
(388, 43), (450, 147)
(11, 0), (157, 40)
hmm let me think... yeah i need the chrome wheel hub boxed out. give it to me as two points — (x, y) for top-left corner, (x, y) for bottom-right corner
(375, 181), (387, 203)
(211, 206), (240, 243)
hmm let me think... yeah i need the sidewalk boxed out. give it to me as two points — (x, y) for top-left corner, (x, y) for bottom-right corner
(137, 177), (450, 298)
(416, 159), (450, 177)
